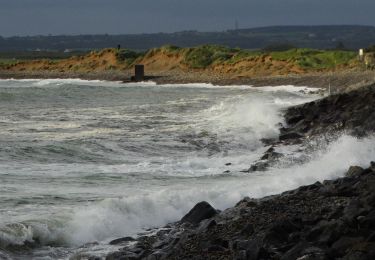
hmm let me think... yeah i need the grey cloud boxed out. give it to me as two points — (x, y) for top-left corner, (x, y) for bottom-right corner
(0, 0), (374, 36)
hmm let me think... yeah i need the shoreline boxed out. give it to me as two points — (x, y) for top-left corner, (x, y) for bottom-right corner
(1, 70), (375, 92)
(106, 163), (375, 260)
(1, 73), (375, 259)
(103, 84), (375, 260)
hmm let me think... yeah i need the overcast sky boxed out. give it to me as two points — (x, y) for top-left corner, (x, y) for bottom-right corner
(0, 0), (374, 37)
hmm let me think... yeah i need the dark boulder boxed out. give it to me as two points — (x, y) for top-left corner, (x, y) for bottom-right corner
(331, 236), (364, 256)
(232, 239), (267, 260)
(260, 147), (283, 160)
(359, 210), (375, 229)
(248, 161), (269, 172)
(281, 243), (328, 260)
(109, 236), (135, 245)
(345, 166), (364, 178)
(181, 201), (217, 225)
(281, 84), (375, 138)
(106, 250), (140, 260)
(263, 219), (300, 245)
(279, 132), (303, 141)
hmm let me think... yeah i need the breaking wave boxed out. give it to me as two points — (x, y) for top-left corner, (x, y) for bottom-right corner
(4, 80), (371, 259)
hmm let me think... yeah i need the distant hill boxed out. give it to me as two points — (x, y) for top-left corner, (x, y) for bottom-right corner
(1, 25), (374, 52)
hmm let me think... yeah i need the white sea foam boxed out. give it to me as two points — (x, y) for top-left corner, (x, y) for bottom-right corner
(0, 78), (323, 93)
(62, 135), (375, 245)
(250, 85), (322, 93)
(0, 78), (125, 88)
(0, 79), (367, 259)
(2, 135), (373, 249)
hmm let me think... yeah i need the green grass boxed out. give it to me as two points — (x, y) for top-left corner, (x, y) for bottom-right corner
(0, 45), (358, 71)
(181, 45), (356, 69)
(183, 45), (249, 68)
(226, 50), (262, 64)
(269, 48), (356, 69)
(92, 45), (359, 71)
(0, 58), (19, 65)
(160, 45), (182, 53)
(0, 58), (20, 68)
(115, 49), (144, 65)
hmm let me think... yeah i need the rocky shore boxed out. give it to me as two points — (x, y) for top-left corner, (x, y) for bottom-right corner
(101, 84), (375, 260)
(104, 163), (375, 260)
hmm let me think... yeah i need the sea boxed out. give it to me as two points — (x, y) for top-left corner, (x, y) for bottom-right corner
(0, 79), (374, 259)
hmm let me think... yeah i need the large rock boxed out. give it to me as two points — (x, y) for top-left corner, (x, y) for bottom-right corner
(281, 84), (375, 138)
(279, 132), (303, 141)
(345, 166), (364, 178)
(109, 236), (135, 245)
(181, 201), (217, 225)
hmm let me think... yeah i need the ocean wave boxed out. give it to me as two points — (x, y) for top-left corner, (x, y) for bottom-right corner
(1, 134), (374, 250)
(0, 79), (323, 93)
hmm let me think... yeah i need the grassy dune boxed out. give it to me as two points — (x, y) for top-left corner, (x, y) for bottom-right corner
(0, 45), (360, 77)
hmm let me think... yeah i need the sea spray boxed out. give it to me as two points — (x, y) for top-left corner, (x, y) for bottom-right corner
(0, 79), (346, 258)
(2, 134), (374, 251)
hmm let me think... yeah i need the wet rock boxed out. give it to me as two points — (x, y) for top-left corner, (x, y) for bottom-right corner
(286, 114), (305, 125)
(105, 164), (375, 260)
(342, 251), (369, 260)
(297, 182), (323, 192)
(282, 84), (375, 139)
(281, 242), (309, 260)
(306, 219), (347, 245)
(0, 252), (11, 260)
(232, 239), (266, 260)
(343, 199), (366, 221)
(260, 137), (278, 145)
(331, 236), (364, 256)
(296, 247), (328, 260)
(234, 250), (247, 260)
(358, 210), (375, 229)
(180, 201), (217, 225)
(248, 161), (269, 172)
(260, 147), (283, 161)
(106, 250), (140, 260)
(87, 257), (102, 260)
(239, 223), (255, 236)
(371, 161), (375, 171)
(263, 219), (300, 245)
(197, 219), (217, 232)
(281, 243), (328, 260)
(279, 132), (303, 141)
(109, 236), (135, 245)
(367, 231), (375, 242)
(235, 197), (258, 207)
(206, 244), (227, 252)
(345, 166), (364, 178)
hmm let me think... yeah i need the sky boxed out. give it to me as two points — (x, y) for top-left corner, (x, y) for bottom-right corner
(0, 0), (374, 37)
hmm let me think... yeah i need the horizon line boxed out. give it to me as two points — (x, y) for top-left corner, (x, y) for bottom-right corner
(1, 24), (374, 38)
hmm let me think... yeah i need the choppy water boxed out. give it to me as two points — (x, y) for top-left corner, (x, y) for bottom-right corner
(0, 79), (374, 259)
